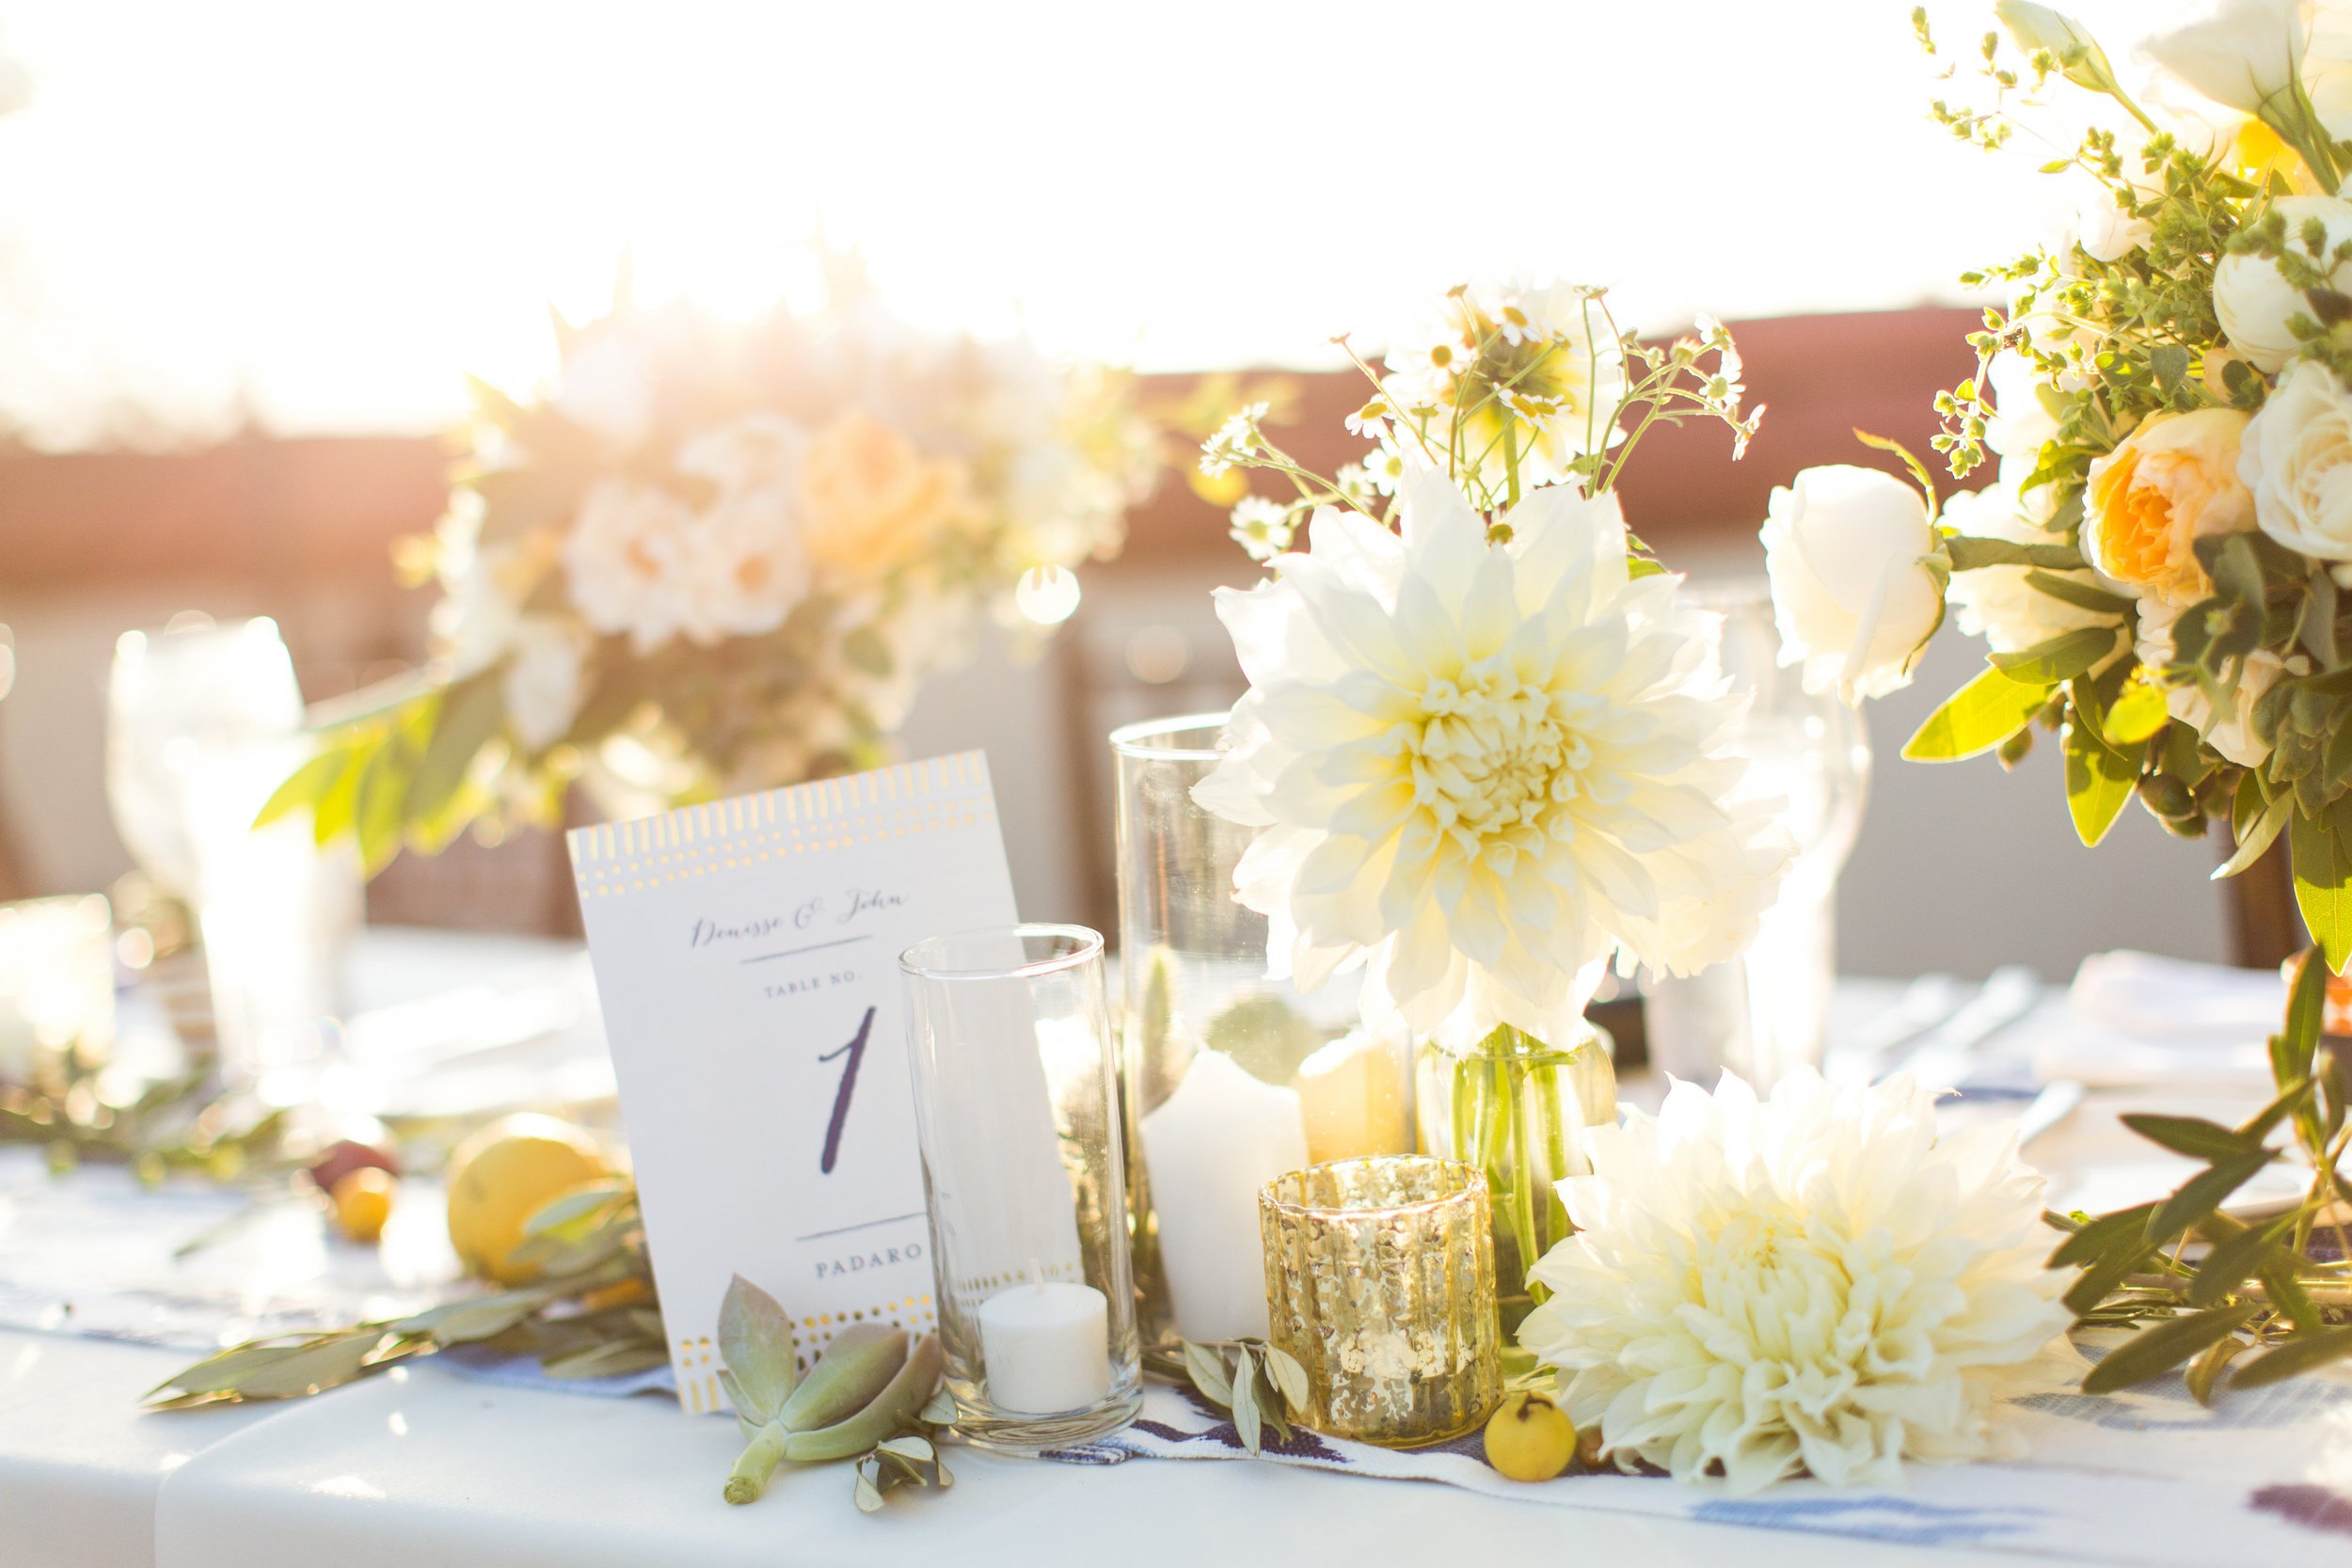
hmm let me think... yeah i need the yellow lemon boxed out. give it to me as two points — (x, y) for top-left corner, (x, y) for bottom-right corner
(1484, 1391), (1577, 1482)
(444, 1114), (611, 1284)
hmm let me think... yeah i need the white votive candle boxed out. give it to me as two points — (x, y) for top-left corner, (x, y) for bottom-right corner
(1137, 1050), (1309, 1343)
(977, 1280), (1112, 1415)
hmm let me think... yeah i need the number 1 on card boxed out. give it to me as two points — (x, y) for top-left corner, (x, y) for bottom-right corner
(817, 1006), (876, 1174)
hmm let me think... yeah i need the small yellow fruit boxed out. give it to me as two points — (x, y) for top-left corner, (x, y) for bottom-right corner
(331, 1167), (395, 1244)
(1485, 1391), (1577, 1482)
(444, 1114), (611, 1284)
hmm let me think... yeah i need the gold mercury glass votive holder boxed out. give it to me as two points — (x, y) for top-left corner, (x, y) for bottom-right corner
(1258, 1156), (1502, 1447)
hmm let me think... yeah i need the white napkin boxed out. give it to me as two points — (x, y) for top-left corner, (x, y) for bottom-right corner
(2031, 950), (2280, 1088)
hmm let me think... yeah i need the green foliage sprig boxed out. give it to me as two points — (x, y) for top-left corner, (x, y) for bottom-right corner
(1145, 1337), (1310, 1456)
(146, 1181), (661, 1408)
(2047, 954), (2352, 1397)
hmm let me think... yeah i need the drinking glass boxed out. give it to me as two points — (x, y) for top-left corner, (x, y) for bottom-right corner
(183, 738), (361, 1097)
(1645, 581), (1871, 1090)
(106, 615), (306, 900)
(898, 924), (1142, 1450)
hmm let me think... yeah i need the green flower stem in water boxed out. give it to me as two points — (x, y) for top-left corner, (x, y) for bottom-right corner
(1421, 1024), (1614, 1337)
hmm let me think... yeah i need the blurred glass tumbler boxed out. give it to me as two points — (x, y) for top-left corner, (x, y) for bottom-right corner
(1259, 1156), (1502, 1447)
(1645, 582), (1870, 1091)
(899, 924), (1142, 1450)
(106, 617), (306, 901)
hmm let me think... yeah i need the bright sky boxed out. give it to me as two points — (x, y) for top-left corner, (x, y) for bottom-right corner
(0, 0), (2174, 448)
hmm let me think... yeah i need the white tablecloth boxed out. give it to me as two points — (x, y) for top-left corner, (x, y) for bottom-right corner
(0, 942), (2342, 1568)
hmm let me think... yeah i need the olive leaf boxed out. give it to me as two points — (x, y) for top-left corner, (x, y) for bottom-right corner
(150, 1189), (661, 1408)
(1179, 1338), (1233, 1407)
(1230, 1346), (1263, 1453)
(1261, 1343), (1311, 1413)
(2080, 1303), (2259, 1395)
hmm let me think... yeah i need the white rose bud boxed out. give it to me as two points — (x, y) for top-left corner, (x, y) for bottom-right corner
(1760, 465), (1944, 703)
(2213, 195), (2352, 371)
(2241, 356), (2352, 560)
(2140, 0), (2308, 121)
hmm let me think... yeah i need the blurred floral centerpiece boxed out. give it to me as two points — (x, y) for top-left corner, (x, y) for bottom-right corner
(1193, 281), (1791, 1327)
(270, 261), (1156, 866)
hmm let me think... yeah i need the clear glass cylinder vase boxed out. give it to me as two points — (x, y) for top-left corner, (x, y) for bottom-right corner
(1109, 713), (1404, 1349)
(898, 924), (1143, 1450)
(1413, 1022), (1617, 1338)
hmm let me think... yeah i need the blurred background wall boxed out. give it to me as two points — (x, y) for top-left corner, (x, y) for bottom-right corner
(0, 309), (2240, 979)
(0, 0), (2265, 979)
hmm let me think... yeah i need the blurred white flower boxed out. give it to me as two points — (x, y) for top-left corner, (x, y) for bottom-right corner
(2141, 0), (2308, 122)
(1227, 495), (1295, 562)
(1983, 365), (2067, 527)
(552, 325), (658, 448)
(1377, 280), (1626, 496)
(2075, 189), (2154, 261)
(2307, 0), (2352, 140)
(1941, 483), (2121, 657)
(503, 617), (590, 752)
(2240, 356), (2352, 560)
(433, 538), (523, 677)
(690, 487), (813, 641)
(1760, 466), (1943, 703)
(1200, 403), (1268, 478)
(2135, 596), (2300, 766)
(676, 412), (807, 496)
(1193, 472), (1790, 1047)
(1519, 1069), (2080, 1495)
(2213, 195), (2352, 372)
(563, 481), (703, 653)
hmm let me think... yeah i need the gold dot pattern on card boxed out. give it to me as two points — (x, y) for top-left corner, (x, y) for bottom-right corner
(565, 752), (998, 895)
(677, 1296), (940, 1406)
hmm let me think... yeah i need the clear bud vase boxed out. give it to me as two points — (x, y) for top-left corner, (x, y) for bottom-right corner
(1413, 1022), (1617, 1338)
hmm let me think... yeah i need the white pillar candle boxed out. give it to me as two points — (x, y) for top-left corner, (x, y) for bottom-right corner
(1137, 1050), (1309, 1342)
(977, 1280), (1112, 1415)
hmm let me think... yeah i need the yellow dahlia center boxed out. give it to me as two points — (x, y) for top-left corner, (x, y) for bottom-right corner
(1406, 666), (1585, 849)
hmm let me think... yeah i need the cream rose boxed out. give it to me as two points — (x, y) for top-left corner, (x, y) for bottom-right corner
(798, 413), (977, 578)
(2241, 357), (2352, 560)
(1760, 465), (1943, 702)
(2136, 596), (2298, 767)
(2213, 195), (2352, 372)
(1942, 483), (2122, 657)
(2082, 409), (2256, 605)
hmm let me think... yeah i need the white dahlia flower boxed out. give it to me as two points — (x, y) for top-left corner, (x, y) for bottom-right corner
(1192, 471), (1791, 1047)
(1520, 1069), (2082, 1495)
